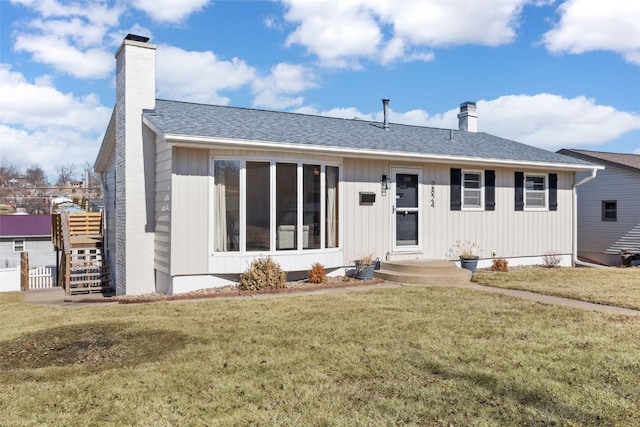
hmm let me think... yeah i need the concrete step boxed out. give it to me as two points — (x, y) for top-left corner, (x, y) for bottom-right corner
(374, 259), (471, 285)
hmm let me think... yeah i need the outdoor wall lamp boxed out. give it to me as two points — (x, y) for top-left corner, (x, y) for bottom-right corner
(381, 174), (390, 195)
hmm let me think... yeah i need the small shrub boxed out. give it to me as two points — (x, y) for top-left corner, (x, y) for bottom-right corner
(491, 257), (509, 272)
(308, 263), (327, 284)
(239, 258), (287, 291)
(542, 252), (562, 268)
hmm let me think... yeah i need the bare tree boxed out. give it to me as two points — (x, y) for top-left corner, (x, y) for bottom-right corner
(25, 164), (48, 186)
(0, 158), (20, 186)
(56, 164), (76, 185)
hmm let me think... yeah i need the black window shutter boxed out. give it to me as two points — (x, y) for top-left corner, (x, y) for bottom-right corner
(549, 173), (558, 211)
(485, 170), (495, 211)
(514, 172), (524, 211)
(450, 168), (461, 211)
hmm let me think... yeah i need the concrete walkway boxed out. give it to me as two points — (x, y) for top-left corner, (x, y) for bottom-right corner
(19, 281), (640, 316)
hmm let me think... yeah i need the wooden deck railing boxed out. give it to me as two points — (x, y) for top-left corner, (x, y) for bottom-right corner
(52, 212), (103, 251)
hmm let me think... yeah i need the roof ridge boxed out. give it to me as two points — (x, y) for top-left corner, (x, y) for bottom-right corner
(153, 98), (456, 132)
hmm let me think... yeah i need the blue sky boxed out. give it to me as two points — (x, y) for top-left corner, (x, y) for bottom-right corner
(1, 0), (639, 183)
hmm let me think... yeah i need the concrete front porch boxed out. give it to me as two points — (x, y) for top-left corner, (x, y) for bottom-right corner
(374, 259), (472, 285)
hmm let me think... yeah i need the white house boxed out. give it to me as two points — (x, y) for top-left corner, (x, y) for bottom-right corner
(95, 35), (601, 295)
(558, 149), (640, 266)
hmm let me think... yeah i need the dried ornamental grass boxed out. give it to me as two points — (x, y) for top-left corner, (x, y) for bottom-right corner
(238, 257), (287, 291)
(491, 257), (509, 272)
(308, 263), (327, 284)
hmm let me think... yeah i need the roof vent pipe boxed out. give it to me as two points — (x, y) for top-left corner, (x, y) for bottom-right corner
(382, 98), (390, 130)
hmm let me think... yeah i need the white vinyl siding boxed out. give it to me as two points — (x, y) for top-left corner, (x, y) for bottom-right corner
(154, 134), (172, 274)
(575, 166), (640, 264)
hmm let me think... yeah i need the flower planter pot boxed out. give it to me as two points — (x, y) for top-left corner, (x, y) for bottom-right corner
(356, 264), (375, 280)
(460, 256), (479, 273)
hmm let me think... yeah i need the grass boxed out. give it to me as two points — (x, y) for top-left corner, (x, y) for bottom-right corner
(474, 266), (640, 310)
(1, 277), (640, 426)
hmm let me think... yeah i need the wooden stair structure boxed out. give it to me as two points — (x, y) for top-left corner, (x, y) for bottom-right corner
(374, 259), (472, 285)
(51, 212), (113, 295)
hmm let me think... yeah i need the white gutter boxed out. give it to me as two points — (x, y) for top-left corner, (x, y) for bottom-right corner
(572, 167), (607, 268)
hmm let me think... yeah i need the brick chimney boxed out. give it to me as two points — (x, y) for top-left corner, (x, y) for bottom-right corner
(457, 101), (478, 132)
(113, 34), (156, 295)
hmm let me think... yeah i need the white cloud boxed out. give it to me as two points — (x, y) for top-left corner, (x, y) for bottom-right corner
(252, 63), (317, 109)
(543, 0), (640, 65)
(296, 94), (640, 152)
(132, 0), (209, 23)
(419, 94), (640, 151)
(14, 33), (114, 79)
(10, 0), (124, 79)
(156, 45), (256, 105)
(0, 125), (103, 184)
(281, 0), (529, 67)
(477, 94), (640, 149)
(0, 64), (110, 131)
(0, 64), (110, 181)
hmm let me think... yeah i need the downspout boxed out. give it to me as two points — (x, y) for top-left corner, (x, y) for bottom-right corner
(572, 168), (606, 268)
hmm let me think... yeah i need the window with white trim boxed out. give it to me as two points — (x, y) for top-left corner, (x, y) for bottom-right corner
(213, 159), (340, 253)
(13, 239), (25, 253)
(462, 171), (483, 209)
(525, 174), (546, 209)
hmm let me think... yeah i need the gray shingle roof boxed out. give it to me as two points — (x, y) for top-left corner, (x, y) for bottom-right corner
(144, 99), (594, 168)
(559, 149), (640, 172)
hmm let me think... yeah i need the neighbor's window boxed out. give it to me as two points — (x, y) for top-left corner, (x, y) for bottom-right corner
(13, 239), (25, 252)
(602, 200), (617, 221)
(525, 175), (546, 209)
(462, 171), (482, 209)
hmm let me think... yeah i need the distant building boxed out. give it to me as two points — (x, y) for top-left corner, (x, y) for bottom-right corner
(558, 149), (640, 265)
(0, 214), (55, 268)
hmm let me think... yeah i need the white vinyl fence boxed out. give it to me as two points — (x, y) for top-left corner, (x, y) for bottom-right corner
(0, 268), (20, 292)
(0, 266), (57, 292)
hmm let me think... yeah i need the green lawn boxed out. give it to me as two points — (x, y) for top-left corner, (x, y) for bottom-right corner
(474, 266), (640, 310)
(1, 278), (640, 426)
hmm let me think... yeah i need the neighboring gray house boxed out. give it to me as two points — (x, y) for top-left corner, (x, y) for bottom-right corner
(95, 35), (601, 296)
(0, 214), (55, 269)
(558, 149), (640, 265)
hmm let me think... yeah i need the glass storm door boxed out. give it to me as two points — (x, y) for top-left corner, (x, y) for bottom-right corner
(392, 169), (420, 251)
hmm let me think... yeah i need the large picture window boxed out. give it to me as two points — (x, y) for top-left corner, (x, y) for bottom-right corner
(276, 163), (298, 250)
(213, 159), (340, 253)
(325, 166), (339, 248)
(213, 160), (240, 252)
(246, 162), (271, 251)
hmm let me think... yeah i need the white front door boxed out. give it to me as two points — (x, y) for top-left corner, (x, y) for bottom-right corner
(391, 167), (421, 252)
